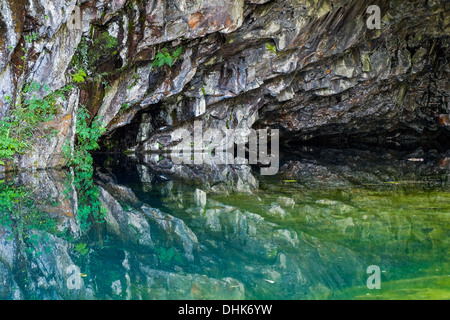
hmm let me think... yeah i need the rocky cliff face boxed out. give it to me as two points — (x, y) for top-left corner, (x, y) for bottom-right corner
(0, 0), (449, 171)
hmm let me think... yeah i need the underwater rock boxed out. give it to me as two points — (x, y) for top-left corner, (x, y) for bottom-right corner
(138, 265), (245, 300)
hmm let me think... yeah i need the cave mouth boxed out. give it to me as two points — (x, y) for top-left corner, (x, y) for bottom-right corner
(284, 127), (450, 153)
(97, 110), (450, 157)
(97, 105), (164, 154)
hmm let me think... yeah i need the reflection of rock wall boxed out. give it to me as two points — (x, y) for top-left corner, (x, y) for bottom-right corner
(136, 153), (259, 193)
(278, 147), (450, 188)
(145, 178), (370, 299)
(96, 170), (372, 299)
(137, 266), (245, 300)
(1, 168), (250, 299)
(0, 227), (94, 299)
(132, 148), (450, 298)
(0, 167), (362, 299)
(1, 149), (449, 299)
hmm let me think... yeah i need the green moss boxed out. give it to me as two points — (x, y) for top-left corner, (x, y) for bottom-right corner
(91, 31), (118, 52)
(121, 103), (131, 111)
(123, 149), (134, 156)
(81, 31), (119, 73)
(71, 37), (89, 75)
(170, 109), (178, 123)
(361, 53), (372, 72)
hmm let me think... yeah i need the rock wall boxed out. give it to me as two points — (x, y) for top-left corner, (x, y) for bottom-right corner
(0, 0), (449, 171)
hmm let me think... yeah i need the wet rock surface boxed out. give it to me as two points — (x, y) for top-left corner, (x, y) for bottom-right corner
(0, 0), (449, 171)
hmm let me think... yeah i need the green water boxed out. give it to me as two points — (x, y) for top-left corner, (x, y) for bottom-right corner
(0, 152), (449, 300)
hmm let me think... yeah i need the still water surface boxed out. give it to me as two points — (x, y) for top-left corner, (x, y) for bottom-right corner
(0, 149), (449, 299)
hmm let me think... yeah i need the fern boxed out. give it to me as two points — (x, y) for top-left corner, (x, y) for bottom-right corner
(71, 69), (87, 83)
(74, 242), (89, 255)
(152, 46), (183, 68)
(172, 46), (183, 60)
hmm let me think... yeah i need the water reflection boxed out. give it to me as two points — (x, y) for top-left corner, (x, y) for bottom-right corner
(0, 148), (449, 299)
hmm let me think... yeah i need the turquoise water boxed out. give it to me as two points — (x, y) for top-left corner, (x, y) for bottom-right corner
(0, 150), (449, 300)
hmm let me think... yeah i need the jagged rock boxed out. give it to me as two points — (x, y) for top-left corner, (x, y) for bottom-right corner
(0, 261), (23, 299)
(141, 205), (198, 261)
(0, 0), (448, 171)
(99, 186), (153, 247)
(138, 265), (245, 299)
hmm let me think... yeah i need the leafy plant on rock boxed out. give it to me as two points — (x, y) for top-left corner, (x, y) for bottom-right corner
(0, 82), (69, 166)
(63, 105), (107, 233)
(152, 46), (183, 68)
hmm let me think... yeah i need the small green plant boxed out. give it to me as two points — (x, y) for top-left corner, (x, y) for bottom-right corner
(266, 42), (277, 54)
(0, 81), (71, 165)
(0, 180), (62, 254)
(0, 121), (25, 165)
(62, 105), (107, 232)
(101, 79), (109, 89)
(154, 246), (183, 265)
(121, 103), (130, 111)
(64, 105), (106, 171)
(74, 242), (89, 255)
(152, 46), (183, 68)
(24, 32), (38, 43)
(71, 69), (87, 83)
